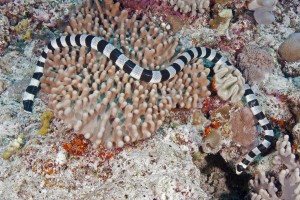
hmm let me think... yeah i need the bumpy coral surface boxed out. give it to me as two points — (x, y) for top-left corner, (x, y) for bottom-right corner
(248, 0), (277, 24)
(164, 0), (210, 16)
(237, 45), (274, 84)
(229, 107), (258, 149)
(213, 63), (245, 102)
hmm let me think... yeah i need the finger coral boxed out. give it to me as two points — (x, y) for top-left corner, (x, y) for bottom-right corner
(237, 45), (274, 84)
(39, 0), (211, 148)
(22, 0), (278, 175)
(250, 135), (300, 200)
(164, 0), (210, 16)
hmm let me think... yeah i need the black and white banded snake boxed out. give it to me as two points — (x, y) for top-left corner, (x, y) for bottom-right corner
(22, 34), (276, 174)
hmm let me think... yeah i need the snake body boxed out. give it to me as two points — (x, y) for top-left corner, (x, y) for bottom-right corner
(23, 34), (276, 174)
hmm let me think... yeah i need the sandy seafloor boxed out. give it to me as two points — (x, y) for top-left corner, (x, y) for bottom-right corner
(0, 0), (300, 199)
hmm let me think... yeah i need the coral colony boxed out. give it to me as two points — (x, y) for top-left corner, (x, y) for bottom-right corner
(1, 0), (300, 199)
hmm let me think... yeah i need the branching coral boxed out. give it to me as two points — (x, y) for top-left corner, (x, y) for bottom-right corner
(250, 135), (300, 200)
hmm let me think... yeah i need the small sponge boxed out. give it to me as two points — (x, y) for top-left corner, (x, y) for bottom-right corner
(38, 111), (54, 136)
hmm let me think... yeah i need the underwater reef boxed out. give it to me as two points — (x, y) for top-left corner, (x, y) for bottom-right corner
(0, 0), (300, 199)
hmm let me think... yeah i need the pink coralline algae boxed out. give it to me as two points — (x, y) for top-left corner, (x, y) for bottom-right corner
(229, 107), (259, 149)
(120, 0), (155, 11)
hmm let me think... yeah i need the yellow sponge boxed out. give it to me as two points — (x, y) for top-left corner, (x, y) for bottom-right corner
(38, 111), (54, 136)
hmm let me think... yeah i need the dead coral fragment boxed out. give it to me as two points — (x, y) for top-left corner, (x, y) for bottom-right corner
(0, 79), (8, 94)
(202, 128), (222, 154)
(166, 15), (184, 33)
(192, 110), (207, 126)
(2, 134), (25, 160)
(38, 111), (54, 136)
(209, 4), (233, 34)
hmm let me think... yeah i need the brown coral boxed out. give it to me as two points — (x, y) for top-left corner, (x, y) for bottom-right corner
(40, 0), (211, 148)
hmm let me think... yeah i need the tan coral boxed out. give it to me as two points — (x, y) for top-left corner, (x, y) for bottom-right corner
(165, 0), (210, 16)
(40, 0), (211, 149)
(213, 64), (245, 103)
